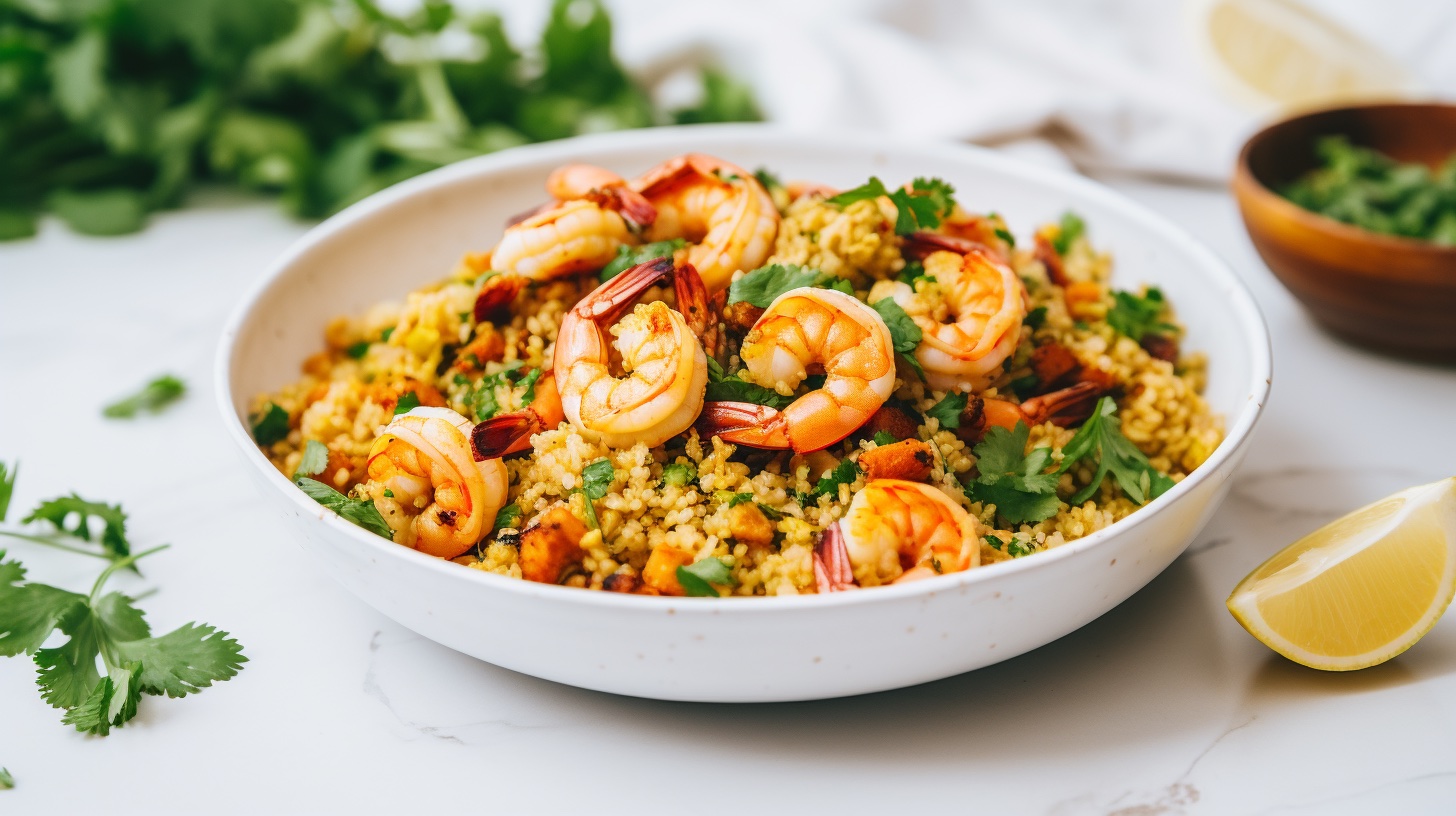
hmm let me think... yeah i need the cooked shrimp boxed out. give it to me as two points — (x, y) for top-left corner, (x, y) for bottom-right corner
(958, 381), (1111, 443)
(898, 233), (1028, 392)
(553, 257), (709, 448)
(366, 407), (507, 559)
(470, 369), (566, 458)
(635, 153), (779, 294)
(828, 479), (983, 588)
(697, 287), (895, 454)
(491, 165), (655, 281)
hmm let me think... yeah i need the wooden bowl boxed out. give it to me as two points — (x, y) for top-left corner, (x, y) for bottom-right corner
(1232, 103), (1456, 362)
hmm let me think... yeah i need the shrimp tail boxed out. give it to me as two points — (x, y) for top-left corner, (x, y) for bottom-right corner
(969, 381), (1113, 442)
(608, 186), (657, 231)
(470, 410), (542, 460)
(695, 402), (793, 450)
(473, 272), (528, 323)
(573, 257), (676, 324)
(814, 523), (856, 593)
(673, 262), (720, 354)
(902, 231), (993, 261)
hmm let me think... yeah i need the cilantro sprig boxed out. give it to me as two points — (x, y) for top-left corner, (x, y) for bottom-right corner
(1051, 212), (1085, 256)
(0, 468), (245, 736)
(1058, 397), (1174, 505)
(869, 297), (926, 379)
(1107, 288), (1179, 343)
(826, 177), (957, 236)
(966, 424), (1061, 525)
(676, 557), (737, 597)
(600, 239), (686, 282)
(102, 374), (186, 419)
(925, 392), (967, 430)
(573, 458), (616, 529)
(726, 263), (853, 307)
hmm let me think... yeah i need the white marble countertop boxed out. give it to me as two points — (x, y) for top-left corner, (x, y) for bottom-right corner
(4, 174), (1455, 816)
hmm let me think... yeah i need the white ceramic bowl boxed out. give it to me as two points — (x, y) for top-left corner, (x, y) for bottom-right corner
(218, 125), (1271, 702)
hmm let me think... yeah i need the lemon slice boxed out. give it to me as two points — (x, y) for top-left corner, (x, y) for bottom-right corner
(1227, 477), (1456, 671)
(1191, 0), (1415, 110)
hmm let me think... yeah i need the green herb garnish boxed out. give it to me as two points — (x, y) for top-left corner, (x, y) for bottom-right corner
(250, 403), (290, 446)
(293, 478), (393, 539)
(0, 462), (16, 522)
(1057, 397), (1174, 506)
(23, 496), (131, 562)
(826, 176), (957, 235)
(393, 391), (421, 415)
(872, 430), (897, 446)
(869, 296), (925, 379)
(293, 440), (329, 480)
(599, 239), (686, 281)
(102, 375), (186, 419)
(968, 423), (1061, 525)
(346, 341), (371, 359)
(1282, 136), (1456, 244)
(1107, 287), (1177, 343)
(676, 556), (737, 597)
(813, 459), (860, 498)
(727, 263), (853, 307)
(1051, 211), (1085, 255)
(704, 377), (795, 410)
(1024, 306), (1047, 331)
(574, 458), (615, 529)
(925, 392), (967, 430)
(492, 503), (522, 532)
(661, 463), (696, 487)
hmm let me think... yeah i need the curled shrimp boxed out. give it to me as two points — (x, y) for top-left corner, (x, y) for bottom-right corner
(491, 165), (656, 281)
(470, 369), (567, 459)
(818, 479), (983, 589)
(553, 257), (710, 448)
(697, 286), (896, 454)
(896, 233), (1028, 392)
(366, 407), (508, 559)
(634, 153), (779, 294)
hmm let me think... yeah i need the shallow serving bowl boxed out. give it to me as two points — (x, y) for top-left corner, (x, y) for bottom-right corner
(1233, 102), (1456, 361)
(218, 125), (1271, 702)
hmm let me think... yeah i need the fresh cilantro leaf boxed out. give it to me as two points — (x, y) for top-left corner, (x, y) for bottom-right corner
(994, 227), (1016, 247)
(600, 239), (686, 281)
(293, 440), (329, 479)
(727, 264), (849, 307)
(925, 392), (967, 430)
(581, 459), (616, 501)
(1058, 397), (1175, 506)
(661, 463), (696, 487)
(0, 767), (12, 789)
(492, 503), (522, 532)
(872, 430), (897, 446)
(1107, 288), (1178, 342)
(293, 478), (393, 539)
(715, 491), (753, 507)
(112, 623), (247, 698)
(825, 177), (889, 208)
(0, 462), (15, 523)
(1024, 306), (1047, 331)
(1009, 375), (1040, 400)
(518, 367), (543, 404)
(393, 391), (420, 415)
(102, 375), (186, 419)
(47, 189), (149, 237)
(464, 360), (528, 421)
(897, 260), (926, 284)
(380, 327), (396, 343)
(346, 341), (370, 359)
(35, 611), (104, 710)
(23, 496), (130, 561)
(1051, 211), (1085, 255)
(673, 69), (760, 125)
(704, 378), (794, 410)
(829, 177), (956, 236)
(0, 558), (87, 657)
(869, 296), (926, 379)
(968, 423), (1061, 525)
(250, 403), (290, 446)
(753, 168), (782, 191)
(676, 556), (737, 596)
(814, 459), (860, 498)
(909, 177), (957, 220)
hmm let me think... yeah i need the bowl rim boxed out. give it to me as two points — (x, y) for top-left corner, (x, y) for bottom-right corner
(1233, 101), (1456, 258)
(217, 123), (1273, 615)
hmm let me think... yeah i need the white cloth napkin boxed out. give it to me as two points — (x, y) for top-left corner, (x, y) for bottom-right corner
(582, 0), (1456, 183)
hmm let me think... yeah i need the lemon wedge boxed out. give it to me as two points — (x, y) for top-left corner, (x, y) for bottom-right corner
(1227, 477), (1456, 671)
(1191, 0), (1414, 110)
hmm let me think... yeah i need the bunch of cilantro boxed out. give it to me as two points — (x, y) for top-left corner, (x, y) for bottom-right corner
(0, 462), (245, 737)
(0, 0), (759, 241)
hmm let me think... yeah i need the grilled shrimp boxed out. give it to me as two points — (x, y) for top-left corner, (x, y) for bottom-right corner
(469, 369), (567, 459)
(697, 287), (896, 454)
(491, 165), (655, 281)
(816, 479), (982, 590)
(896, 233), (1028, 392)
(635, 153), (779, 294)
(366, 407), (508, 559)
(553, 258), (710, 448)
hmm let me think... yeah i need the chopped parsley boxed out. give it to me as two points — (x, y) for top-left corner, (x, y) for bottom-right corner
(704, 377), (794, 410)
(826, 176), (957, 235)
(872, 430), (897, 446)
(661, 462), (696, 487)
(250, 403), (290, 446)
(1107, 287), (1178, 343)
(464, 361), (533, 421)
(599, 238), (686, 282)
(925, 392), (967, 430)
(676, 556), (737, 597)
(984, 534), (1036, 558)
(1057, 397), (1174, 506)
(897, 260), (926, 285)
(813, 459), (860, 498)
(102, 375), (186, 419)
(393, 391), (420, 415)
(967, 423), (1061, 525)
(1024, 305), (1047, 331)
(994, 227), (1016, 247)
(575, 458), (616, 529)
(1051, 211), (1085, 255)
(869, 296), (925, 379)
(293, 478), (393, 539)
(0, 767), (10, 789)
(293, 440), (329, 480)
(346, 341), (371, 359)
(492, 503), (522, 532)
(715, 491), (781, 520)
(727, 263), (852, 307)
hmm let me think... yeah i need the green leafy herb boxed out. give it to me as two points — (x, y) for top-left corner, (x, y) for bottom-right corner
(925, 392), (967, 430)
(599, 238), (687, 281)
(1282, 136), (1456, 244)
(393, 391), (420, 415)
(250, 403), (290, 446)
(673, 69), (761, 125)
(1057, 397), (1174, 506)
(661, 463), (696, 487)
(463, 360), (527, 421)
(704, 378), (794, 410)
(293, 478), (393, 539)
(984, 534), (1035, 557)
(581, 459), (616, 500)
(23, 496), (130, 561)
(872, 430), (897, 446)
(968, 423), (1061, 525)
(676, 556), (737, 597)
(869, 296), (926, 379)
(814, 459), (861, 499)
(293, 440), (329, 479)
(754, 168), (782, 191)
(1107, 287), (1177, 342)
(897, 260), (926, 285)
(1051, 211), (1086, 255)
(380, 327), (396, 343)
(826, 176), (957, 235)
(727, 263), (852, 307)
(492, 503), (522, 532)
(0, 462), (15, 523)
(102, 375), (186, 419)
(346, 341), (370, 359)
(0, 767), (11, 789)
(1008, 375), (1040, 400)
(1024, 306), (1047, 331)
